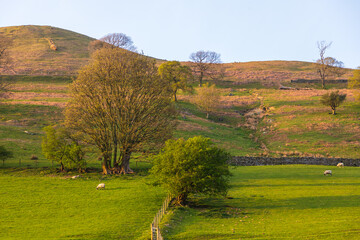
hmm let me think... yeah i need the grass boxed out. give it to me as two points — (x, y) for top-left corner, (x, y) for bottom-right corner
(161, 165), (360, 240)
(0, 166), (165, 239)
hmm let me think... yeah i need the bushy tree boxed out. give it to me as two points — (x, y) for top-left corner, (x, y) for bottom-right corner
(192, 83), (220, 119)
(65, 48), (177, 174)
(158, 61), (193, 102)
(42, 125), (85, 172)
(150, 136), (231, 205)
(0, 145), (13, 166)
(320, 90), (346, 115)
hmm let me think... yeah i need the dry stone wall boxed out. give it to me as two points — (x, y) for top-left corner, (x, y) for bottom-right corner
(230, 156), (360, 167)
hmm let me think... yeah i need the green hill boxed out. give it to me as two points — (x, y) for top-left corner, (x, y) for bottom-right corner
(0, 25), (94, 75)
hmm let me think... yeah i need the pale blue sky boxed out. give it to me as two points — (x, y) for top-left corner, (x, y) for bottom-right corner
(1, 0), (359, 68)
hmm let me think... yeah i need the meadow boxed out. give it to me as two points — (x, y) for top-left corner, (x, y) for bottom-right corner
(161, 165), (360, 240)
(0, 164), (165, 239)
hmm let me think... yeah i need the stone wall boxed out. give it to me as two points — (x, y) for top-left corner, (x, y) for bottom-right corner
(230, 156), (360, 167)
(290, 79), (348, 83)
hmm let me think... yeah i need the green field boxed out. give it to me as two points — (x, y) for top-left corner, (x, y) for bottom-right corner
(162, 165), (360, 240)
(0, 165), (165, 239)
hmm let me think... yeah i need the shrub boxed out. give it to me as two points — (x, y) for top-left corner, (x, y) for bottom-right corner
(320, 90), (346, 115)
(0, 145), (13, 166)
(150, 136), (231, 205)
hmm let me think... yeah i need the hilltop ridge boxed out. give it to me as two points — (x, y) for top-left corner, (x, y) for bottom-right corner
(0, 25), (352, 82)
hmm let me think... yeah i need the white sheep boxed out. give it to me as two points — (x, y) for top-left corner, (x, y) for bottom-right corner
(71, 175), (80, 179)
(337, 163), (344, 168)
(323, 170), (332, 176)
(96, 183), (105, 190)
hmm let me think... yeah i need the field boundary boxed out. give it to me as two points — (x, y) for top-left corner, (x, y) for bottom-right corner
(230, 156), (360, 166)
(151, 194), (173, 240)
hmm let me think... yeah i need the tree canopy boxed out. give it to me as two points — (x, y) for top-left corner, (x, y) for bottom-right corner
(320, 90), (346, 115)
(158, 61), (193, 102)
(189, 50), (221, 86)
(65, 48), (177, 174)
(192, 83), (220, 119)
(150, 136), (231, 205)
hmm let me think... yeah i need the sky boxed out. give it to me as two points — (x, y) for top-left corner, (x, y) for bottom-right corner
(1, 0), (360, 68)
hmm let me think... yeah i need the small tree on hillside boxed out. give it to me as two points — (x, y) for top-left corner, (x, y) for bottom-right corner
(316, 41), (344, 89)
(189, 50), (221, 86)
(158, 61), (193, 102)
(42, 125), (86, 172)
(320, 90), (346, 115)
(192, 83), (220, 119)
(0, 145), (13, 166)
(150, 136), (231, 205)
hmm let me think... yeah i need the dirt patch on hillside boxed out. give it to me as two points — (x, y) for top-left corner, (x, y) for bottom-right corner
(9, 92), (69, 100)
(7, 101), (67, 108)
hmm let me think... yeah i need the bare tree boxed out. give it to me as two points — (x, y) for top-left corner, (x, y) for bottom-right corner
(189, 50), (221, 86)
(100, 33), (137, 52)
(316, 41), (344, 89)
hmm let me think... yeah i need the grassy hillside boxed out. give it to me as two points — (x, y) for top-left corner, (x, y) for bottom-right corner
(1, 25), (353, 82)
(0, 25), (94, 75)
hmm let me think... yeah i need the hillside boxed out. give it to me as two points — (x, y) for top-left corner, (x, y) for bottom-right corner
(0, 25), (94, 75)
(0, 25), (353, 81)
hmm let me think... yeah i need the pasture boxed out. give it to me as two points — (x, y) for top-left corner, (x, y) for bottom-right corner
(0, 165), (165, 239)
(162, 165), (360, 240)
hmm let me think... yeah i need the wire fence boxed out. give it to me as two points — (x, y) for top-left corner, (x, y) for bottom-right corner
(151, 194), (173, 240)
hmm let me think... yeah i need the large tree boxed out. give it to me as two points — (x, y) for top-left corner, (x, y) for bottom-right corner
(65, 48), (176, 174)
(348, 67), (360, 89)
(189, 50), (221, 86)
(158, 61), (193, 102)
(316, 41), (344, 89)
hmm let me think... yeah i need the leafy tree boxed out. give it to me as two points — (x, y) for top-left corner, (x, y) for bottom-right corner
(65, 48), (177, 174)
(316, 41), (344, 89)
(150, 136), (231, 205)
(0, 145), (13, 166)
(158, 61), (193, 102)
(348, 67), (360, 97)
(42, 125), (86, 172)
(192, 83), (220, 119)
(320, 90), (346, 115)
(189, 50), (221, 86)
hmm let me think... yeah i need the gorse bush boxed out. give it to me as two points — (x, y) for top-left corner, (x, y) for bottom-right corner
(150, 136), (232, 205)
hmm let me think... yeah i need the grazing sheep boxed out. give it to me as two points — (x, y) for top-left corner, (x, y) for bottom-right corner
(324, 170), (332, 176)
(71, 175), (80, 179)
(337, 162), (344, 168)
(96, 183), (105, 190)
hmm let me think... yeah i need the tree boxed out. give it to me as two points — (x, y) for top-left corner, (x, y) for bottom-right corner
(192, 83), (220, 119)
(316, 41), (344, 89)
(0, 145), (13, 166)
(42, 125), (86, 172)
(150, 136), (231, 205)
(320, 90), (346, 115)
(158, 61), (193, 102)
(189, 50), (221, 86)
(65, 48), (177, 174)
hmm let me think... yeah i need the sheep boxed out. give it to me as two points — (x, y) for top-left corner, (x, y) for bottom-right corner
(323, 170), (332, 176)
(71, 175), (80, 179)
(337, 162), (344, 168)
(96, 183), (105, 190)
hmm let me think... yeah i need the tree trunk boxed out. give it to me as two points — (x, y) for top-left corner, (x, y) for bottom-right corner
(199, 71), (204, 87)
(102, 157), (111, 175)
(175, 193), (188, 206)
(60, 162), (64, 172)
(119, 151), (134, 174)
(174, 92), (177, 102)
(332, 108), (336, 115)
(206, 112), (209, 119)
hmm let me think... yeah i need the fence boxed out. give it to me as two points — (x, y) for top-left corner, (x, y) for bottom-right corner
(151, 194), (173, 240)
